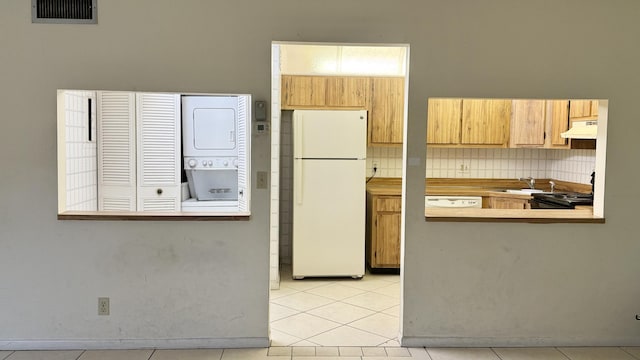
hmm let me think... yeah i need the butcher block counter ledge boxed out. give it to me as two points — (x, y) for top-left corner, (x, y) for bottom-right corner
(366, 178), (605, 224)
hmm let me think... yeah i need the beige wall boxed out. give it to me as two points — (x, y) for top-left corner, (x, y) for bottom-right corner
(0, 0), (638, 348)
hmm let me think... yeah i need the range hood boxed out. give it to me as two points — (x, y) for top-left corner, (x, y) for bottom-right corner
(561, 120), (598, 139)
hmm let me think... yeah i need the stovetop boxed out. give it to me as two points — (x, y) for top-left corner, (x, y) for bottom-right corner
(531, 192), (594, 208)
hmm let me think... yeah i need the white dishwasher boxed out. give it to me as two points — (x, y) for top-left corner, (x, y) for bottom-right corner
(425, 196), (482, 208)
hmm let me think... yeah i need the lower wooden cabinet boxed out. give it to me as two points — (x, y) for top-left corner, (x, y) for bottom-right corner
(487, 196), (530, 209)
(366, 194), (401, 269)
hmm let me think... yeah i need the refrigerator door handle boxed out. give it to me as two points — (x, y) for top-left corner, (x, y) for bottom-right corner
(295, 159), (303, 205)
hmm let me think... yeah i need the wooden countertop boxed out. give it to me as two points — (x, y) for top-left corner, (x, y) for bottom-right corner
(366, 178), (603, 223)
(366, 178), (532, 197)
(425, 207), (603, 223)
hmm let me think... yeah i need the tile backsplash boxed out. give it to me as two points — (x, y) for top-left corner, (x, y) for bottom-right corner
(547, 149), (597, 185)
(367, 147), (596, 184)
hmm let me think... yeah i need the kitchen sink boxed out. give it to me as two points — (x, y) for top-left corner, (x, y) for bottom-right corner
(503, 189), (545, 195)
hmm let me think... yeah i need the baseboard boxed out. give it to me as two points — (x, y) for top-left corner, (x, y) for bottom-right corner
(401, 336), (640, 348)
(0, 337), (269, 350)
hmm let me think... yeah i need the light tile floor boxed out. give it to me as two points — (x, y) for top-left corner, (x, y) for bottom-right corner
(1, 347), (640, 359)
(270, 265), (401, 347)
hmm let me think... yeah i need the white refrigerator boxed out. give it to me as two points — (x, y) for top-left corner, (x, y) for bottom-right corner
(292, 110), (367, 279)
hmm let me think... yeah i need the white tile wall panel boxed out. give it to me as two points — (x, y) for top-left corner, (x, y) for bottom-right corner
(270, 44), (282, 288)
(63, 90), (97, 211)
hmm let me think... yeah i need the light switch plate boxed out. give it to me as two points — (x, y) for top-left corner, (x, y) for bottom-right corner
(257, 171), (268, 189)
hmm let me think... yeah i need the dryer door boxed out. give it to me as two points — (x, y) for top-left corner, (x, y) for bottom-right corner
(182, 96), (239, 158)
(193, 108), (236, 151)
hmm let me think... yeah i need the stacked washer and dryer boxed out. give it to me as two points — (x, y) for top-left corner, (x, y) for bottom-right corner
(181, 95), (251, 213)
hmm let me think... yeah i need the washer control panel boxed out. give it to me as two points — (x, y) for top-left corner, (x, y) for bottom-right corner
(184, 157), (239, 170)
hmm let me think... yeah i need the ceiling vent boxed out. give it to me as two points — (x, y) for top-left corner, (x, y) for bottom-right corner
(32, 0), (97, 24)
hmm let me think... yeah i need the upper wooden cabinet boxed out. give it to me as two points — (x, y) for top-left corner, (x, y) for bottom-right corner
(510, 99), (546, 147)
(369, 77), (405, 145)
(281, 75), (326, 108)
(547, 100), (570, 148)
(427, 98), (599, 149)
(590, 100), (599, 116)
(427, 98), (462, 144)
(461, 99), (511, 146)
(281, 75), (405, 146)
(427, 98), (510, 147)
(326, 77), (370, 108)
(569, 100), (599, 119)
(510, 99), (575, 149)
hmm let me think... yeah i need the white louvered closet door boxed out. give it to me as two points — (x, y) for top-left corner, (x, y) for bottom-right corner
(237, 95), (251, 212)
(136, 93), (181, 212)
(97, 91), (137, 211)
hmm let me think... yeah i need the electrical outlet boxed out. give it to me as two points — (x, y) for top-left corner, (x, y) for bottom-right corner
(98, 297), (109, 316)
(256, 171), (268, 189)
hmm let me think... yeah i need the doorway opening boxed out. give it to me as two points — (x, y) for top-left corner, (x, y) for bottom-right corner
(268, 42), (410, 346)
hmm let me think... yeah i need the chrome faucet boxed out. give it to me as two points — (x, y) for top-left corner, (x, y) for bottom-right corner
(518, 177), (536, 189)
(549, 181), (556, 193)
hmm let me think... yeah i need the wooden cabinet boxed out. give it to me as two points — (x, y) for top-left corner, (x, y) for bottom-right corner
(509, 100), (546, 147)
(281, 75), (405, 146)
(326, 77), (370, 108)
(427, 98), (510, 147)
(366, 194), (401, 269)
(569, 100), (599, 119)
(426, 98), (598, 149)
(282, 75), (370, 109)
(281, 75), (326, 108)
(590, 100), (599, 116)
(427, 98), (462, 144)
(509, 98), (574, 149)
(461, 99), (511, 146)
(369, 77), (405, 146)
(547, 100), (570, 148)
(487, 196), (530, 209)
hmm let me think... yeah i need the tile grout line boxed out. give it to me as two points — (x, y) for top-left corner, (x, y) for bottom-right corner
(75, 349), (86, 360)
(555, 347), (573, 360)
(272, 272), (400, 348)
(274, 301), (400, 346)
(276, 313), (399, 347)
(2, 352), (15, 360)
(621, 347), (640, 360)
(422, 347), (435, 360)
(271, 292), (398, 324)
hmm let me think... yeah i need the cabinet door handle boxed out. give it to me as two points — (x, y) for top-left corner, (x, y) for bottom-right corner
(157, 188), (163, 195)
